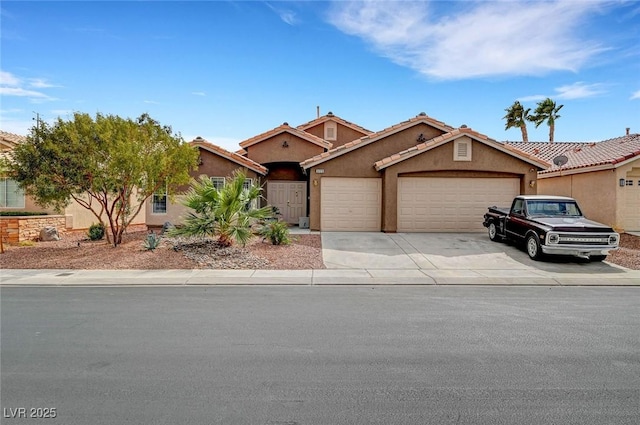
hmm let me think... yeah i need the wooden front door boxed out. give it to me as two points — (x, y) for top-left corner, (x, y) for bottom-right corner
(267, 181), (307, 224)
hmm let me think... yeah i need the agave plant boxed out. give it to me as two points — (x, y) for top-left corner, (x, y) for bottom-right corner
(169, 170), (272, 247)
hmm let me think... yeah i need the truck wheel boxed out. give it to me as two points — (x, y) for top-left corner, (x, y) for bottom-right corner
(590, 255), (607, 262)
(488, 222), (501, 242)
(526, 234), (542, 260)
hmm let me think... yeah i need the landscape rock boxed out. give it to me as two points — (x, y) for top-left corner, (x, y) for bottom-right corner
(39, 226), (61, 241)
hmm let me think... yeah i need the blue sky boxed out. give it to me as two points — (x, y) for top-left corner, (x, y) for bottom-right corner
(1, 0), (639, 152)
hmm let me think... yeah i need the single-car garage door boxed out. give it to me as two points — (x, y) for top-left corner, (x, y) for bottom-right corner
(398, 177), (519, 232)
(321, 177), (381, 231)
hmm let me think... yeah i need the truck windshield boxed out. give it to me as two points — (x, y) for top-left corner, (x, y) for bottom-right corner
(526, 200), (582, 217)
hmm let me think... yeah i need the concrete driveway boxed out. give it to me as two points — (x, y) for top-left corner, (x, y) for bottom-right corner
(321, 232), (631, 277)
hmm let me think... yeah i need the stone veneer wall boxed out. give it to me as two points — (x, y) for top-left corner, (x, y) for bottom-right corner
(0, 215), (67, 243)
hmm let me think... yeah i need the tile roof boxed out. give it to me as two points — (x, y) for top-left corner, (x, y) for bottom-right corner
(374, 127), (549, 171)
(0, 130), (26, 150)
(239, 122), (332, 150)
(506, 134), (640, 174)
(296, 112), (373, 135)
(189, 138), (268, 175)
(300, 113), (457, 169)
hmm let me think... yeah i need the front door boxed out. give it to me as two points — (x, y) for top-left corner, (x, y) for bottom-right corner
(267, 181), (307, 224)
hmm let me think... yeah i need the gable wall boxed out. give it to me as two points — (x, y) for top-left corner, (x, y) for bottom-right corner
(245, 134), (325, 165)
(381, 138), (537, 231)
(307, 123), (446, 230)
(304, 122), (368, 147)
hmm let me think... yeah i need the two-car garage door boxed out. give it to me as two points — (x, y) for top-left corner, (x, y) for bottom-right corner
(398, 177), (519, 232)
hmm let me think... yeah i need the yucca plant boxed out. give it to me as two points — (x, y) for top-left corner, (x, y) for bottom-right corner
(169, 170), (272, 247)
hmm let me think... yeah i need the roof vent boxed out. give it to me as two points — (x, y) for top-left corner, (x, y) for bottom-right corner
(418, 112), (427, 116)
(282, 122), (289, 126)
(460, 124), (468, 128)
(626, 127), (630, 135)
(327, 111), (334, 117)
(195, 136), (203, 140)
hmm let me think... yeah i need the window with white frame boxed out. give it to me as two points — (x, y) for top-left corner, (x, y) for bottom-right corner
(453, 139), (472, 161)
(0, 179), (25, 208)
(152, 191), (167, 214)
(210, 177), (225, 190)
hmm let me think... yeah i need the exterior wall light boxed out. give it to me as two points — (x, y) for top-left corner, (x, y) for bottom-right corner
(619, 178), (626, 187)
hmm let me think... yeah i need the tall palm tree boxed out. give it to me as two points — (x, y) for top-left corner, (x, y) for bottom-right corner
(503, 101), (531, 142)
(530, 98), (564, 143)
(170, 170), (272, 246)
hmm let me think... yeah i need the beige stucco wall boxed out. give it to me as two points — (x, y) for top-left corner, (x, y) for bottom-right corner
(0, 194), (58, 215)
(244, 134), (325, 165)
(307, 123), (447, 230)
(538, 169), (617, 228)
(303, 121), (368, 147)
(380, 138), (537, 232)
(65, 194), (147, 230)
(145, 148), (263, 227)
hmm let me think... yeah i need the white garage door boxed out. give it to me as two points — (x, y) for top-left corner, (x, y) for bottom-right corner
(321, 177), (381, 231)
(398, 177), (520, 232)
(622, 179), (640, 231)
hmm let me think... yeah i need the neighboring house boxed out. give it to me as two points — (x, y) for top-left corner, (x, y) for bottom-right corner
(300, 113), (548, 232)
(507, 131), (640, 232)
(0, 130), (145, 230)
(145, 137), (267, 227)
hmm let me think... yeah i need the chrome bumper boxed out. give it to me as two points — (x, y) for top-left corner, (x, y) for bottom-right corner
(541, 244), (618, 256)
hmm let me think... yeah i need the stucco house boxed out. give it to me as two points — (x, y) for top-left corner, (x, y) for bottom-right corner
(300, 113), (548, 232)
(145, 137), (267, 227)
(507, 131), (640, 232)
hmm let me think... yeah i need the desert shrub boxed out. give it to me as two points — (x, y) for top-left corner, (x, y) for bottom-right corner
(87, 223), (105, 241)
(259, 220), (291, 245)
(143, 232), (162, 251)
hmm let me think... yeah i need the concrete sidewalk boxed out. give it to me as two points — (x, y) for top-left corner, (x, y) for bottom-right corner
(2, 232), (639, 287)
(1, 267), (639, 286)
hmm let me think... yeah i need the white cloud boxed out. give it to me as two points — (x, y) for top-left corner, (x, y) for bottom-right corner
(1, 70), (21, 86)
(191, 92), (206, 96)
(328, 0), (607, 80)
(143, 100), (160, 104)
(28, 78), (60, 89)
(266, 2), (299, 25)
(520, 82), (607, 102)
(0, 86), (53, 100)
(555, 82), (607, 99)
(631, 90), (640, 100)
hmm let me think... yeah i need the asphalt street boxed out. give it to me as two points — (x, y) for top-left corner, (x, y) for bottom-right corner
(1, 286), (639, 424)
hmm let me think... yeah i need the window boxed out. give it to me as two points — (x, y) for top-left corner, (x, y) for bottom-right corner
(210, 177), (225, 190)
(0, 179), (25, 208)
(152, 192), (167, 214)
(454, 139), (472, 161)
(324, 121), (337, 141)
(626, 180), (634, 186)
(243, 178), (253, 191)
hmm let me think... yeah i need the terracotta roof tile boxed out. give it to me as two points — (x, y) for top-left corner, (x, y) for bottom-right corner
(374, 127), (549, 171)
(0, 130), (26, 149)
(190, 137), (267, 175)
(506, 134), (640, 174)
(301, 113), (456, 169)
(239, 123), (332, 150)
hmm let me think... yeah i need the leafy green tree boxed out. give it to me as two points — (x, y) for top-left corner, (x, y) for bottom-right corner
(2, 112), (199, 246)
(530, 98), (564, 143)
(170, 170), (272, 247)
(503, 100), (531, 142)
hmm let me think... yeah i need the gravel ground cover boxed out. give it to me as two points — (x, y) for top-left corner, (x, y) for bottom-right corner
(1, 230), (638, 270)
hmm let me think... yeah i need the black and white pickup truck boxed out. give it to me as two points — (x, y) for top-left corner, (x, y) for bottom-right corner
(483, 195), (619, 261)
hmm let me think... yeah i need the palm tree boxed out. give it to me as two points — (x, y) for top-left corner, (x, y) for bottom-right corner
(529, 98), (564, 143)
(503, 101), (531, 142)
(170, 170), (272, 246)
